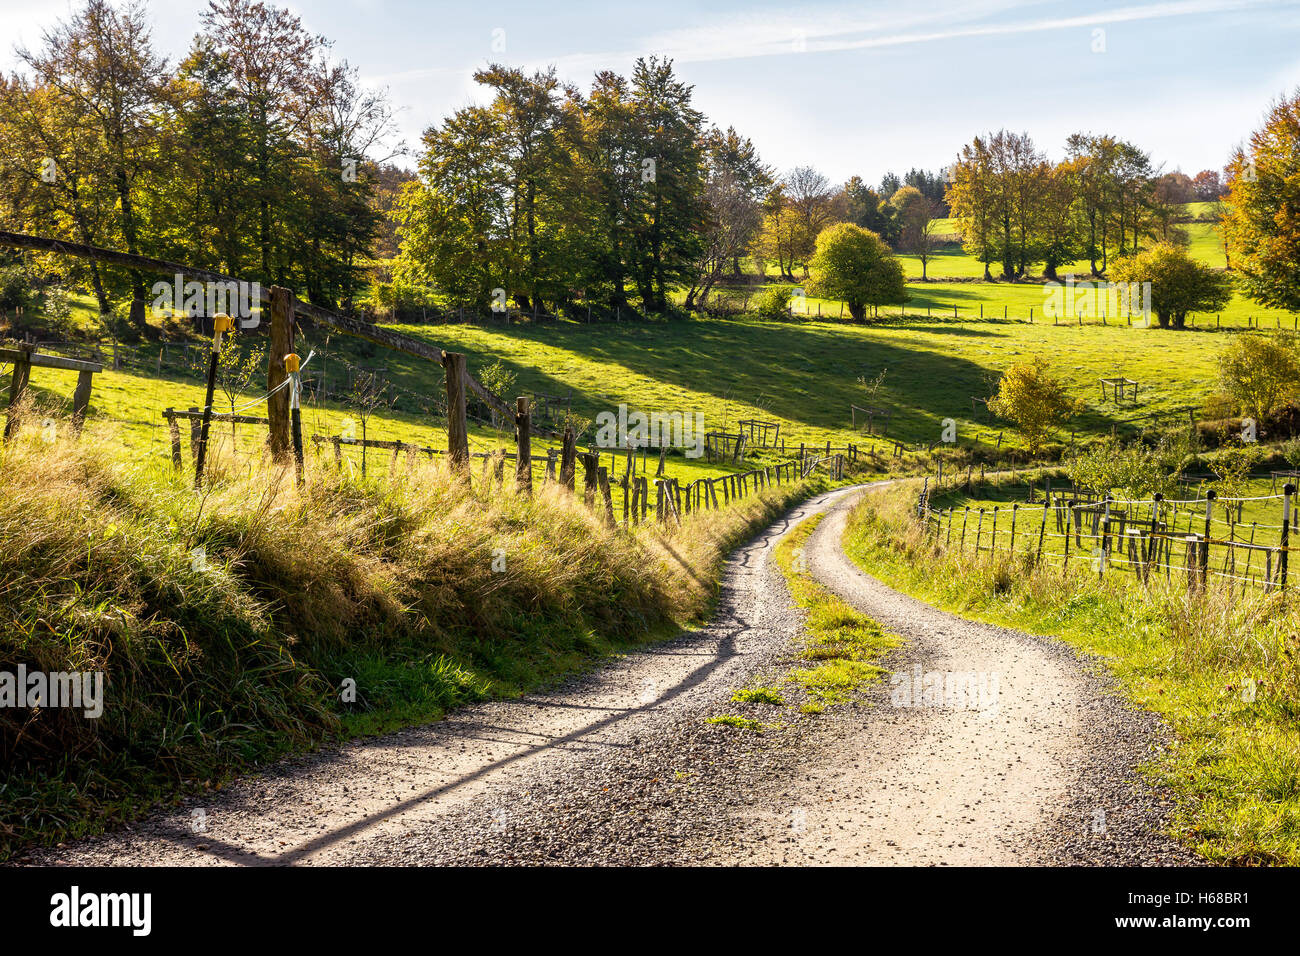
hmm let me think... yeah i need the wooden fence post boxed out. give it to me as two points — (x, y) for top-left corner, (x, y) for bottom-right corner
(194, 314), (232, 488)
(165, 409), (183, 471)
(598, 466), (614, 525)
(442, 351), (469, 477)
(187, 406), (201, 465)
(559, 423), (577, 490)
(621, 442), (634, 526)
(4, 343), (32, 440)
(285, 353), (304, 486)
(1145, 493), (1163, 580)
(1101, 495), (1112, 578)
(1031, 497), (1045, 562)
(1063, 503), (1072, 574)
(515, 397), (532, 496)
(1282, 485), (1293, 590)
(267, 286), (295, 463)
(1201, 491), (1216, 587)
(70, 369), (94, 436)
(581, 452), (598, 507)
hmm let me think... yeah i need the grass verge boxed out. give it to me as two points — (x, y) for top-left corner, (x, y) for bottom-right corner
(841, 480), (1300, 865)
(0, 412), (830, 861)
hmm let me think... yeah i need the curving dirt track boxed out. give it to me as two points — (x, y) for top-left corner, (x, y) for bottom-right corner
(28, 483), (1196, 866)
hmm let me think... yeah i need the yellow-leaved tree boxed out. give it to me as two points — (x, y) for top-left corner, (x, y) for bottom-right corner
(988, 357), (1081, 453)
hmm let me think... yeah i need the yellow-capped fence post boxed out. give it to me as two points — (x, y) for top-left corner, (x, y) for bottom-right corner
(194, 312), (233, 488)
(285, 352), (304, 486)
(267, 286), (295, 464)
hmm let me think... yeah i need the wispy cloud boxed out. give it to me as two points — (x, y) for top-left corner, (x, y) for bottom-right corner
(373, 0), (1288, 92)
(652, 0), (1284, 63)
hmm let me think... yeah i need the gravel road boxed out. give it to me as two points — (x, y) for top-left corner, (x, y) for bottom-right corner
(27, 482), (1197, 866)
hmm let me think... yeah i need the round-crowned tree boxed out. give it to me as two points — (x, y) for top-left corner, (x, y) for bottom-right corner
(1109, 243), (1232, 329)
(808, 222), (907, 320)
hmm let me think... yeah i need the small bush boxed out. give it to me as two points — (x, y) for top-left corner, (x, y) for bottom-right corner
(0, 265), (34, 313)
(754, 285), (792, 319)
(1217, 332), (1300, 418)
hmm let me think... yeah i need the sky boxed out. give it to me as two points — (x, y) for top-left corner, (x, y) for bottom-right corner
(2, 0), (1299, 185)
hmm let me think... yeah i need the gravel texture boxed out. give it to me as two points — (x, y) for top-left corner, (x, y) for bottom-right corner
(25, 483), (1198, 866)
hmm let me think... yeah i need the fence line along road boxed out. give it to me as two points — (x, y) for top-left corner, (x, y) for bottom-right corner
(925, 485), (1298, 595)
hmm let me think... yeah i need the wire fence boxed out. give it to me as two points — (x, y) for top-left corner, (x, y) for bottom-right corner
(924, 486), (1300, 595)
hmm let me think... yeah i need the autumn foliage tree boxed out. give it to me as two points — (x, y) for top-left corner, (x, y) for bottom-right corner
(988, 357), (1080, 452)
(1223, 89), (1300, 313)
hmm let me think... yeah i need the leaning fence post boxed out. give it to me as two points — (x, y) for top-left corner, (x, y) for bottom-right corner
(515, 396), (532, 496)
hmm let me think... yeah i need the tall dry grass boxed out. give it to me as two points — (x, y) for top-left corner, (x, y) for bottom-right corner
(0, 404), (819, 857)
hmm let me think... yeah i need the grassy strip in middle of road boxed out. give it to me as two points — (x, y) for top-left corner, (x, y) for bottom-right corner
(774, 513), (901, 714)
(708, 509), (900, 730)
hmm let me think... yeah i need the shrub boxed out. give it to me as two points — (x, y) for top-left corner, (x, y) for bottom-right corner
(754, 285), (792, 319)
(1110, 243), (1233, 329)
(807, 222), (907, 320)
(1068, 434), (1189, 499)
(0, 265), (34, 313)
(988, 357), (1080, 452)
(1216, 332), (1300, 418)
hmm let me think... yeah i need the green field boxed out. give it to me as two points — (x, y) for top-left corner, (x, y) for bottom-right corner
(8, 203), (1294, 493)
(13, 295), (1295, 483)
